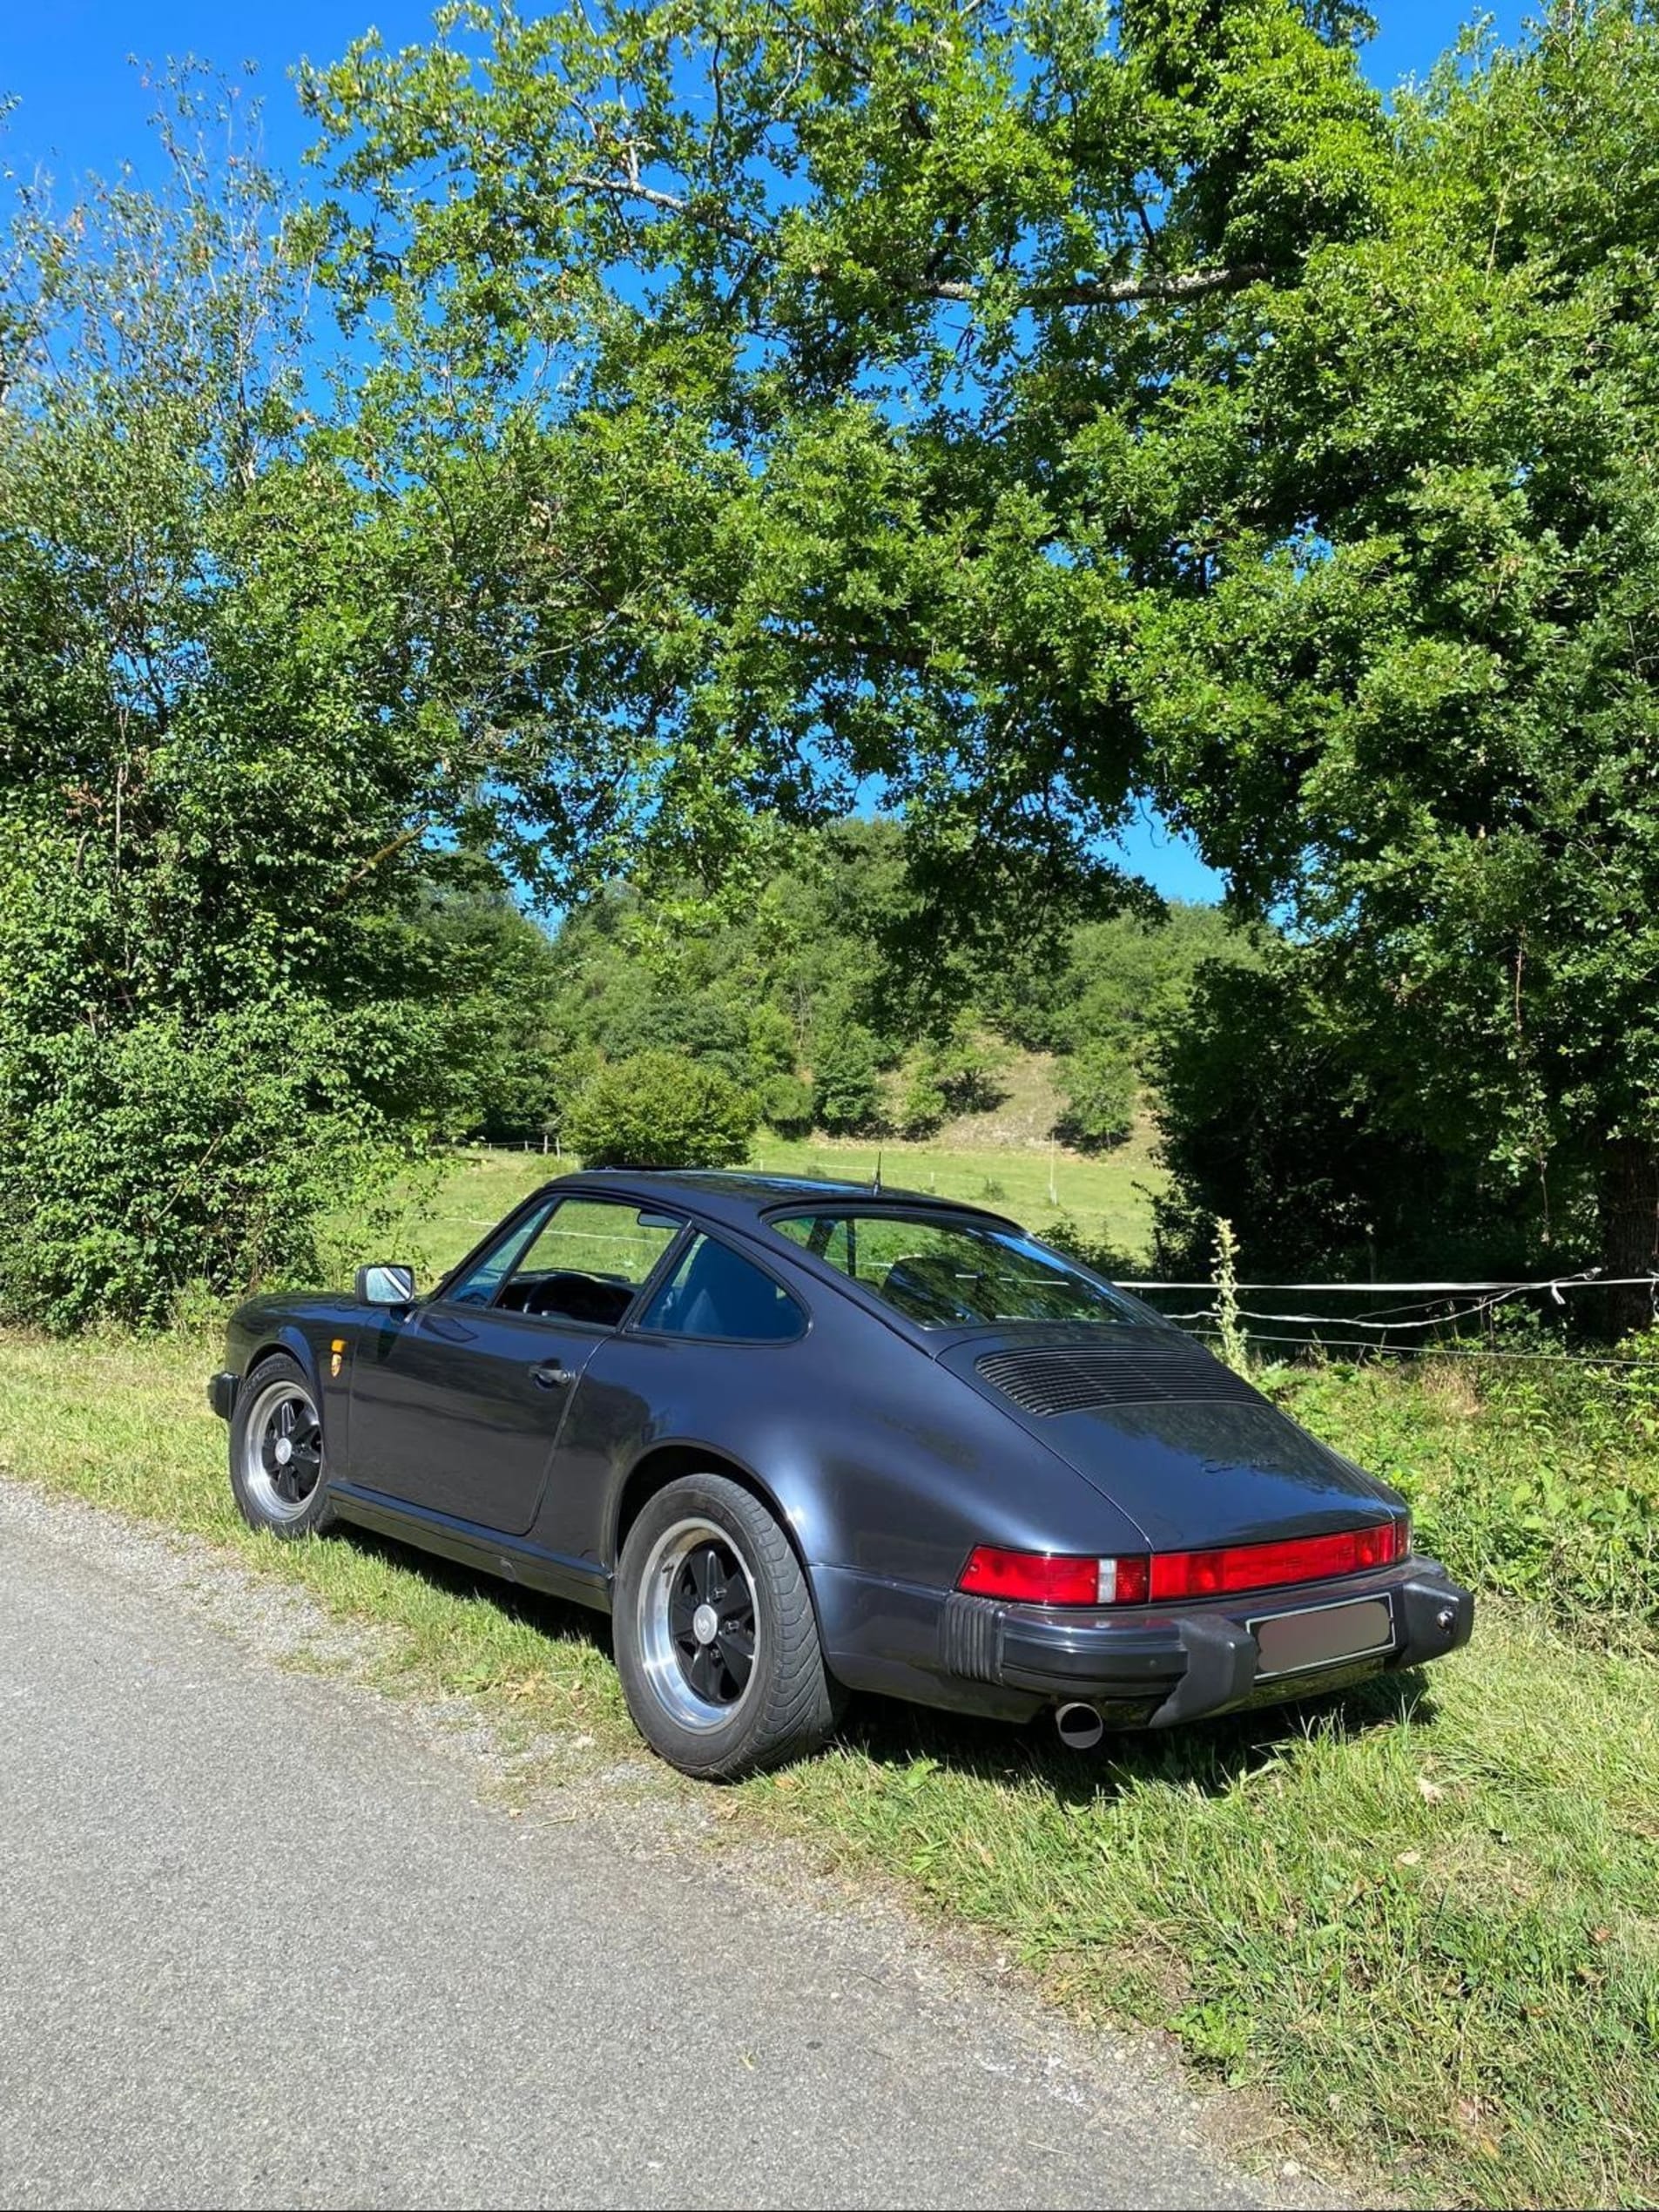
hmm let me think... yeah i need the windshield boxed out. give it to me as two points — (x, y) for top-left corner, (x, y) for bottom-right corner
(769, 1211), (1145, 1329)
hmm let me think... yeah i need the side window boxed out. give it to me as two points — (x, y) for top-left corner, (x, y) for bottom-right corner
(446, 1195), (561, 1309)
(448, 1197), (683, 1328)
(637, 1235), (805, 1343)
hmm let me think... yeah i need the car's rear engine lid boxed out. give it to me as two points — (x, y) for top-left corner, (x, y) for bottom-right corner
(943, 1329), (1400, 1551)
(973, 1334), (1264, 1417)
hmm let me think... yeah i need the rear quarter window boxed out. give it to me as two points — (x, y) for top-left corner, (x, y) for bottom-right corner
(636, 1235), (805, 1343)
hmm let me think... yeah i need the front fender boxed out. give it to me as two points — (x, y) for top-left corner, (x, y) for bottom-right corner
(222, 1298), (360, 1459)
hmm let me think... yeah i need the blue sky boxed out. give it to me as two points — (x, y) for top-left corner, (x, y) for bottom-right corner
(1, 1), (1528, 903)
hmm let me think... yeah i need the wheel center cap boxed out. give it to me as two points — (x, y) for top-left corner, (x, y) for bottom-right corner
(273, 1436), (293, 1466)
(691, 1602), (719, 1646)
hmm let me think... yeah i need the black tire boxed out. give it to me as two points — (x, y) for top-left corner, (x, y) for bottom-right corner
(228, 1352), (337, 1540)
(615, 1472), (842, 1780)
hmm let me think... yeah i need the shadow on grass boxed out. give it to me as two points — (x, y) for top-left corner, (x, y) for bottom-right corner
(334, 1519), (1437, 1806)
(835, 1666), (1440, 1809)
(335, 1521), (617, 1662)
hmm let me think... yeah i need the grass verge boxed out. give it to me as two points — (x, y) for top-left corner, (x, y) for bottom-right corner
(1, 1328), (1655, 2209)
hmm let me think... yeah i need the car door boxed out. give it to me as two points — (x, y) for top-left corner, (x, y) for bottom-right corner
(347, 1193), (685, 1535)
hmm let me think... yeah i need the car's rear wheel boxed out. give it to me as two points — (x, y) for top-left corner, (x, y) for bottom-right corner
(229, 1354), (336, 1540)
(615, 1473), (841, 1779)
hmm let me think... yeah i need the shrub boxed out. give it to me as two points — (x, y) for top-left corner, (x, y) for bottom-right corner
(1054, 1043), (1136, 1151)
(928, 1030), (1006, 1115)
(565, 1049), (758, 1168)
(1277, 1352), (1659, 1649)
(0, 1001), (428, 1332)
(759, 1072), (815, 1139)
(898, 1066), (948, 1138)
(812, 1023), (885, 1136)
(1041, 1211), (1140, 1282)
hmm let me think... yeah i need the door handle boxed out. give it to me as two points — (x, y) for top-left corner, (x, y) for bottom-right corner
(529, 1360), (573, 1389)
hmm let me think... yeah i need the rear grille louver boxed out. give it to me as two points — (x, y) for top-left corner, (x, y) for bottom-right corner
(974, 1337), (1263, 1417)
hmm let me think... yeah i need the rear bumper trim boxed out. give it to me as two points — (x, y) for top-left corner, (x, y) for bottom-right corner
(948, 1560), (1474, 1724)
(207, 1371), (239, 1422)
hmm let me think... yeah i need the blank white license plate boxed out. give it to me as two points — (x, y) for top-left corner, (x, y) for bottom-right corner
(1251, 1595), (1395, 1682)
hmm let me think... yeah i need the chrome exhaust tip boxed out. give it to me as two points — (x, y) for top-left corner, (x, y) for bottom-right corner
(1054, 1700), (1105, 1752)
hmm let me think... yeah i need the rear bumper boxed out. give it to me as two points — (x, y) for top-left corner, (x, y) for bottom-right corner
(207, 1371), (239, 1422)
(936, 1557), (1474, 1727)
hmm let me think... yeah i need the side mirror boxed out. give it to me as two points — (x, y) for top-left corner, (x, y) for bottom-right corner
(355, 1263), (416, 1306)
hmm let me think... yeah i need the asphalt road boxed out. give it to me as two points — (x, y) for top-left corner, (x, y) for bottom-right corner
(0, 1481), (1293, 2211)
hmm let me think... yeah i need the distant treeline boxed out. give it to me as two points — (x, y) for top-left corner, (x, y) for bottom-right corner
(428, 815), (1602, 1287)
(451, 819), (1244, 1155)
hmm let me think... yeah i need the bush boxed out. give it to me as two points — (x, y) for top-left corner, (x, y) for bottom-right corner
(898, 1066), (948, 1138)
(746, 1004), (799, 1085)
(759, 1072), (815, 1139)
(1054, 1043), (1136, 1151)
(812, 1022), (885, 1136)
(0, 1001), (427, 1332)
(1040, 1210), (1139, 1282)
(927, 1029), (1005, 1115)
(565, 1049), (758, 1168)
(1276, 1351), (1659, 1649)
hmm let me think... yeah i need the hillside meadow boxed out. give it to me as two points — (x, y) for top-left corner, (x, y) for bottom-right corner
(354, 1057), (1169, 1287)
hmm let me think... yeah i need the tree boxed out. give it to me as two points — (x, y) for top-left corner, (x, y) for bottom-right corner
(1150, 955), (1554, 1280)
(1135, 7), (1659, 1320)
(1055, 1047), (1137, 1154)
(307, 3), (1659, 1309)
(565, 1050), (758, 1168)
(303, 0), (1392, 908)
(812, 1023), (885, 1136)
(759, 1073), (815, 1140)
(0, 75), (648, 1323)
(0, 80), (455, 1323)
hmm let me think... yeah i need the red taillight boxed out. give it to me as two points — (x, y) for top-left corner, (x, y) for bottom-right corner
(956, 1521), (1406, 1608)
(1147, 1521), (1407, 1602)
(958, 1547), (1103, 1606)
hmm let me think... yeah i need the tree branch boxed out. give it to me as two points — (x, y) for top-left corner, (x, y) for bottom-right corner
(568, 172), (764, 250)
(923, 262), (1275, 307)
(564, 172), (1273, 311)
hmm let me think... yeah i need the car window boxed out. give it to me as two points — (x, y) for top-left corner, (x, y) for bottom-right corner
(446, 1195), (561, 1308)
(769, 1211), (1143, 1329)
(636, 1235), (805, 1343)
(448, 1197), (683, 1328)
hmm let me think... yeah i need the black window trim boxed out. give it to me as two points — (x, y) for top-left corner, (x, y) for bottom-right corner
(625, 1226), (811, 1347)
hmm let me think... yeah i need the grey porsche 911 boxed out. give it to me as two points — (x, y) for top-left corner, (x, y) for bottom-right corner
(209, 1170), (1474, 1777)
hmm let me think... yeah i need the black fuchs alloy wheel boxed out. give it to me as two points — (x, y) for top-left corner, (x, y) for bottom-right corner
(228, 1353), (336, 1539)
(616, 1472), (842, 1779)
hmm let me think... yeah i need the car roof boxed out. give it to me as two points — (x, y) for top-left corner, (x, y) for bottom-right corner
(552, 1166), (1015, 1231)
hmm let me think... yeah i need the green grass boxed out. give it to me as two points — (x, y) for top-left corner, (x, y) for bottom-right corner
(747, 1123), (1163, 1261)
(1277, 1354), (1659, 1649)
(1, 1322), (1656, 2208)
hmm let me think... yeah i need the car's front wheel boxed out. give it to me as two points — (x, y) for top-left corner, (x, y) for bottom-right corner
(229, 1353), (336, 1540)
(615, 1473), (840, 1779)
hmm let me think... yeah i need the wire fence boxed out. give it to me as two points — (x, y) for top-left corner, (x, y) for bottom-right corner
(442, 1142), (1657, 1373)
(1117, 1271), (1659, 1372)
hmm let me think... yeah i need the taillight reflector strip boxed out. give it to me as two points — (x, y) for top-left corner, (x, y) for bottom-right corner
(1148, 1521), (1406, 1602)
(957, 1521), (1406, 1608)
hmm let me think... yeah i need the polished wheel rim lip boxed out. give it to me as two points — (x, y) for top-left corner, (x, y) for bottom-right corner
(637, 1516), (759, 1734)
(241, 1378), (324, 1523)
